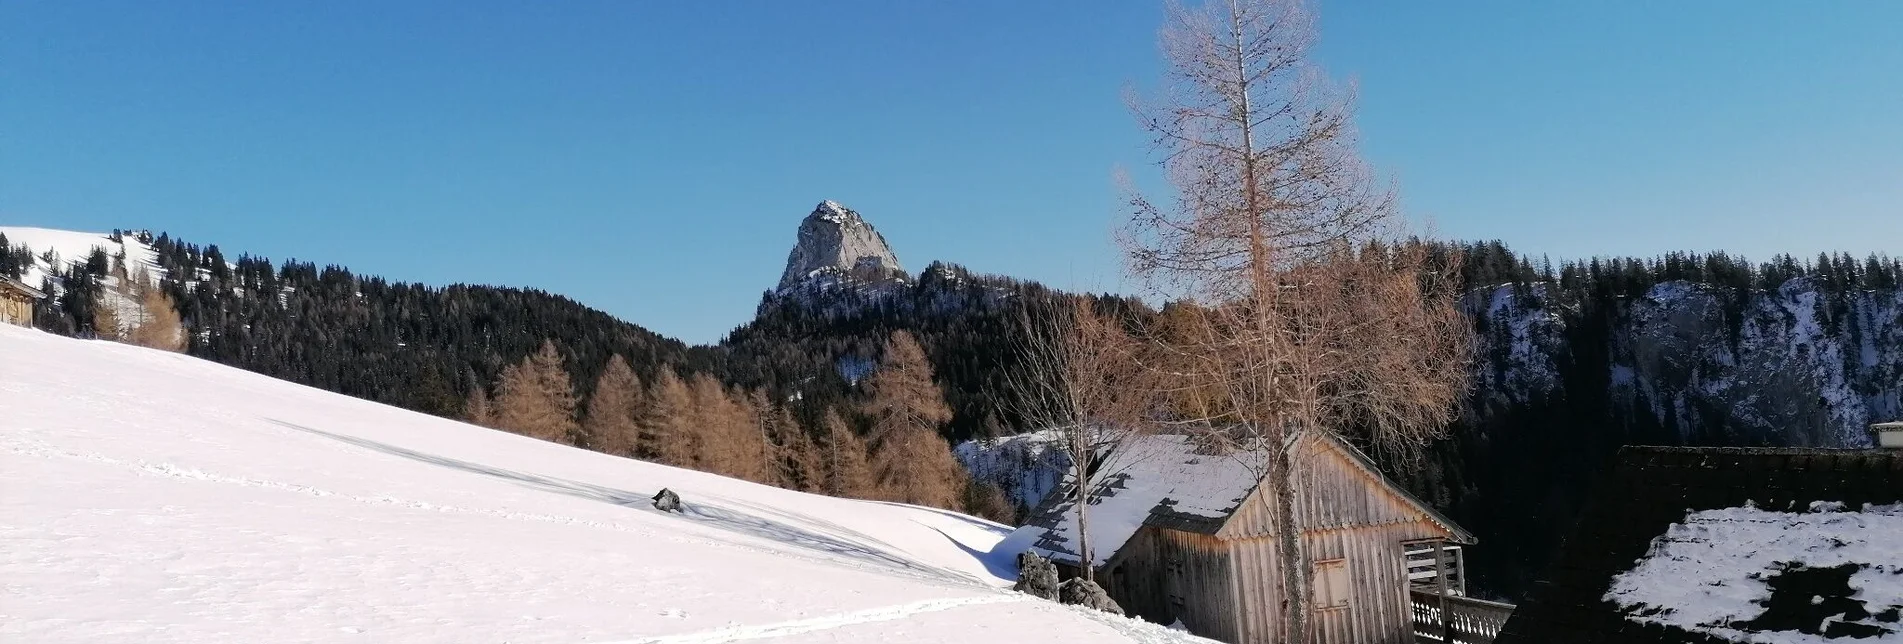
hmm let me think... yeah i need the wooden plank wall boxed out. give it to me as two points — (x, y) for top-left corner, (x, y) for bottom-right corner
(1, 294), (30, 326)
(1117, 435), (1456, 644)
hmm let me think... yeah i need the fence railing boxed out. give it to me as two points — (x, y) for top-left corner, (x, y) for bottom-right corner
(1410, 589), (1514, 644)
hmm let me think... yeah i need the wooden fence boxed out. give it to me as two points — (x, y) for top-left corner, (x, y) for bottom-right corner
(1410, 589), (1515, 644)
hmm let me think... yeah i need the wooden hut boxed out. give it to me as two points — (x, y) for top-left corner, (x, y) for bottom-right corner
(1011, 430), (1491, 644)
(0, 276), (42, 327)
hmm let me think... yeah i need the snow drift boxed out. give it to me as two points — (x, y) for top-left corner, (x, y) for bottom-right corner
(0, 325), (1209, 643)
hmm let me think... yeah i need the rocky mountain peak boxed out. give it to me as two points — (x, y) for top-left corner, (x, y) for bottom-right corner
(777, 200), (907, 291)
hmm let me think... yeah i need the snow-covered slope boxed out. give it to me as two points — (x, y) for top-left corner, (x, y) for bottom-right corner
(0, 227), (164, 288)
(0, 325), (1207, 643)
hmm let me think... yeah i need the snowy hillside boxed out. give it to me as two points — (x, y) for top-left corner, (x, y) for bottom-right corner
(0, 226), (164, 288)
(0, 325), (1207, 643)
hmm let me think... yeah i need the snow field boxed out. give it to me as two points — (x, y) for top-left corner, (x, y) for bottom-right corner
(0, 325), (1210, 643)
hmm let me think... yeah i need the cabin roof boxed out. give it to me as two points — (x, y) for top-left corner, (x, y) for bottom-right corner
(1496, 445), (1903, 644)
(1009, 429), (1473, 569)
(0, 275), (44, 300)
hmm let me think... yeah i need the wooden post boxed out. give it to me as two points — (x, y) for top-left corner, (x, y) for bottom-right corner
(1435, 542), (1451, 644)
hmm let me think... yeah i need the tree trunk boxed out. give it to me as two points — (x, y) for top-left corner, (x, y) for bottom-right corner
(1074, 435), (1095, 582)
(1272, 440), (1308, 644)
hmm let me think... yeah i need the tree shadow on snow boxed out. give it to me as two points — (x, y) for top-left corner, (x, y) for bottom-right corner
(868, 500), (1015, 536)
(923, 524), (1019, 583)
(265, 418), (971, 585)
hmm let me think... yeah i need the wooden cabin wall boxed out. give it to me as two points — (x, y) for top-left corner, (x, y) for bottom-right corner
(1, 295), (30, 326)
(1222, 436), (1441, 540)
(1220, 523), (1441, 644)
(1104, 528), (1241, 643)
(1210, 436), (1454, 644)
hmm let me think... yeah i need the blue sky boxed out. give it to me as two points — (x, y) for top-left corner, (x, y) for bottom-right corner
(4, 1), (1899, 344)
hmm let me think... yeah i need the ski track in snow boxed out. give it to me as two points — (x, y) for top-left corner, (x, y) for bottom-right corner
(609, 595), (1025, 644)
(2, 431), (987, 590)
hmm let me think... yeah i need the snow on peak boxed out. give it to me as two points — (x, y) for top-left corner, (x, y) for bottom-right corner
(776, 200), (908, 291)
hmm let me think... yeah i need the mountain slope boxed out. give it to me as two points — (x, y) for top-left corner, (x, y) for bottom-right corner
(0, 325), (1202, 643)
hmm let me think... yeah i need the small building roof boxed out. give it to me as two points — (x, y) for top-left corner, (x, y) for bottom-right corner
(1004, 429), (1472, 569)
(0, 275), (44, 300)
(1495, 445), (1903, 644)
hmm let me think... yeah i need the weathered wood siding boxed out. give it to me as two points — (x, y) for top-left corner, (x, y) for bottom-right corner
(1213, 435), (1453, 644)
(1, 293), (31, 326)
(1102, 528), (1241, 642)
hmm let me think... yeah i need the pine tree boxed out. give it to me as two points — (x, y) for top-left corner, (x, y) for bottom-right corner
(817, 409), (875, 498)
(494, 340), (580, 444)
(582, 355), (644, 457)
(862, 331), (965, 508)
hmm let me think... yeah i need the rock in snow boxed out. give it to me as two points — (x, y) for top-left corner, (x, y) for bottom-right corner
(1059, 578), (1124, 615)
(652, 487), (682, 512)
(777, 200), (907, 291)
(1013, 551), (1061, 601)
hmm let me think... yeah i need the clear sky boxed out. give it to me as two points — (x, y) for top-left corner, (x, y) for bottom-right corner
(5, 1), (1899, 344)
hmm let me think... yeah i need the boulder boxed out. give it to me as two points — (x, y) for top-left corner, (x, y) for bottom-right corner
(1058, 578), (1124, 615)
(1013, 551), (1060, 600)
(652, 488), (682, 513)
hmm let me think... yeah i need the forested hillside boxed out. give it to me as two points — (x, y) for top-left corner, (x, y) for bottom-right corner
(6, 227), (1898, 601)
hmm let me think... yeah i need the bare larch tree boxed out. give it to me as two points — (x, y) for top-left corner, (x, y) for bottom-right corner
(1002, 298), (1154, 582)
(1123, 0), (1473, 641)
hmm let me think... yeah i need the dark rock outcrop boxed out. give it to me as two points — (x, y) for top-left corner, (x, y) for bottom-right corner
(1058, 578), (1123, 615)
(652, 488), (682, 513)
(1013, 551), (1060, 600)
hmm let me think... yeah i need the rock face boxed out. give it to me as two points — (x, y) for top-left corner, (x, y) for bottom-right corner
(1013, 551), (1061, 600)
(1058, 578), (1124, 615)
(777, 200), (907, 291)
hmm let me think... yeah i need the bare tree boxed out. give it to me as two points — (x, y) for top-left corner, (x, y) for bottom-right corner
(1001, 297), (1154, 581)
(127, 268), (185, 352)
(817, 409), (875, 498)
(583, 355), (644, 457)
(863, 331), (966, 509)
(494, 340), (581, 444)
(1123, 1), (1473, 641)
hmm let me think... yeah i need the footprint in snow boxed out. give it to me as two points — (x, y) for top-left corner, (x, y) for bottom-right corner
(660, 608), (688, 619)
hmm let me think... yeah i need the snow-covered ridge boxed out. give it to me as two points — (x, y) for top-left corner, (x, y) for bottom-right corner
(1, 325), (1212, 643)
(1, 226), (164, 289)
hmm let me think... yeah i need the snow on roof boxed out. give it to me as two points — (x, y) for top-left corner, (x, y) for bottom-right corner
(1, 274), (43, 299)
(1605, 502), (1903, 642)
(1002, 433), (1265, 568)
